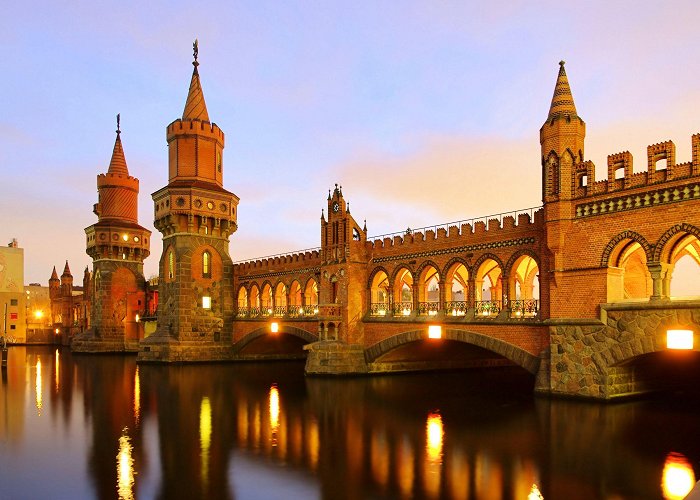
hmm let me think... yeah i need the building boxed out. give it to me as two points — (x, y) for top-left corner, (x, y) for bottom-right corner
(0, 239), (25, 343)
(24, 283), (52, 343)
(71, 115), (151, 353)
(67, 44), (700, 399)
(49, 262), (90, 345)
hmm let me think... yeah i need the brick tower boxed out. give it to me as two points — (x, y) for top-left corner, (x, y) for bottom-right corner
(73, 116), (151, 352)
(140, 41), (239, 362)
(541, 61), (586, 318)
(305, 185), (370, 374)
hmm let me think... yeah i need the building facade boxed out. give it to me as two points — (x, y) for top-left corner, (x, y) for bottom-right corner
(0, 239), (25, 343)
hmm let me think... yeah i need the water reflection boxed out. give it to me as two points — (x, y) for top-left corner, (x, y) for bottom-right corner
(1, 349), (700, 499)
(117, 427), (135, 500)
(662, 452), (696, 499)
(35, 358), (42, 414)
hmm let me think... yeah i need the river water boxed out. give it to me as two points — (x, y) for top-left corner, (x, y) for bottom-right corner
(0, 346), (698, 499)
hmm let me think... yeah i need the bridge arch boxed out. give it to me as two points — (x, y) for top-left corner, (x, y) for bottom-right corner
(653, 223), (700, 262)
(232, 325), (319, 354)
(367, 265), (391, 290)
(365, 329), (540, 374)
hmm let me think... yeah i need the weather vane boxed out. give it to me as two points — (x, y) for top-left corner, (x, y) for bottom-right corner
(116, 113), (121, 135)
(193, 39), (199, 66)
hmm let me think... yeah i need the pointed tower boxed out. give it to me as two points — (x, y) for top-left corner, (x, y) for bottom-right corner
(49, 266), (60, 300)
(142, 41), (239, 361)
(77, 115), (151, 352)
(61, 261), (73, 296)
(540, 61), (586, 203)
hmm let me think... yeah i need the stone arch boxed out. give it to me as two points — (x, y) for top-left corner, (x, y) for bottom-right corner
(441, 257), (471, 281)
(415, 260), (441, 283)
(472, 252), (505, 273)
(367, 266), (391, 290)
(505, 249), (541, 278)
(232, 325), (319, 353)
(601, 231), (653, 267)
(653, 223), (700, 262)
(303, 277), (319, 306)
(389, 263), (415, 287)
(365, 329), (539, 374)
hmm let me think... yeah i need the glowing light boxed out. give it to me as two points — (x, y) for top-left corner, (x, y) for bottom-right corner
(133, 367), (140, 425)
(135, 314), (140, 323)
(378, 309), (386, 316)
(452, 309), (457, 316)
(270, 322), (279, 333)
(202, 296), (211, 309)
(268, 308), (273, 314)
(428, 325), (442, 339)
(402, 307), (411, 316)
(55, 328), (59, 334)
(117, 428), (135, 500)
(426, 412), (443, 463)
(482, 310), (490, 317)
(122, 234), (128, 241)
(199, 397), (212, 486)
(269, 384), (280, 446)
(516, 311), (522, 317)
(298, 307), (304, 315)
(34, 310), (43, 319)
(667, 330), (693, 350)
(662, 452), (696, 499)
(35, 359), (43, 413)
(428, 310), (438, 316)
(313, 307), (319, 314)
(528, 484), (544, 500)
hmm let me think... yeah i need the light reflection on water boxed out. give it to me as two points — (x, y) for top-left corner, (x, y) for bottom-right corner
(1, 346), (700, 499)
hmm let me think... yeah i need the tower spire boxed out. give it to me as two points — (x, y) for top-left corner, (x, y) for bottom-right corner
(107, 113), (129, 175)
(547, 60), (578, 121)
(182, 38), (210, 122)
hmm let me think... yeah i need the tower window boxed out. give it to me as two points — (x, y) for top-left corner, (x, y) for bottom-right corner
(168, 251), (174, 280)
(203, 251), (211, 278)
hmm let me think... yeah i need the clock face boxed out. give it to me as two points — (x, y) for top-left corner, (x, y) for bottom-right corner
(332, 202), (340, 213)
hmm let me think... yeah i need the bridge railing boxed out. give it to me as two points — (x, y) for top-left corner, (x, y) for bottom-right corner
(474, 300), (502, 317)
(509, 299), (539, 318)
(418, 301), (440, 316)
(235, 304), (320, 319)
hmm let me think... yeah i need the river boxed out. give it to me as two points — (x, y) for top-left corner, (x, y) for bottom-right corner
(0, 346), (698, 499)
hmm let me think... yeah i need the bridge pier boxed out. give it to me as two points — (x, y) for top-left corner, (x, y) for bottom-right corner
(304, 340), (369, 375)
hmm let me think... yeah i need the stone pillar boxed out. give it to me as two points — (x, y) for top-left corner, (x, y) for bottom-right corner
(648, 262), (670, 301)
(412, 282), (420, 314)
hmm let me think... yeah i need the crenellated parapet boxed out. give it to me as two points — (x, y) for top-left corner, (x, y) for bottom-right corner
(367, 209), (543, 255)
(570, 135), (700, 210)
(166, 118), (225, 143)
(234, 250), (322, 278)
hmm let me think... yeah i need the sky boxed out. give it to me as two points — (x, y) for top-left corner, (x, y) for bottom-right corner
(1, 0), (699, 284)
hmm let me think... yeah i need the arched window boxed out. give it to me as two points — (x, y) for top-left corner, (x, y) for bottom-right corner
(203, 251), (211, 278)
(168, 250), (174, 280)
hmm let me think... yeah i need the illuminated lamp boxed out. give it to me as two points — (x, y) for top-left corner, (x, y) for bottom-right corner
(667, 329), (693, 350)
(55, 328), (60, 334)
(202, 296), (212, 309)
(271, 322), (279, 333)
(428, 325), (442, 339)
(298, 307), (304, 315)
(122, 234), (129, 241)
(34, 310), (43, 319)
(135, 314), (140, 323)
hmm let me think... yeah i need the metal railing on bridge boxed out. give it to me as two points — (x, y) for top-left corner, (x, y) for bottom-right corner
(235, 305), (320, 319)
(368, 299), (539, 319)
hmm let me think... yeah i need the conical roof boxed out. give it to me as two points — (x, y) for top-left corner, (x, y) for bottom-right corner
(62, 260), (71, 277)
(547, 61), (578, 120)
(182, 58), (210, 121)
(108, 130), (129, 175)
(50, 266), (59, 281)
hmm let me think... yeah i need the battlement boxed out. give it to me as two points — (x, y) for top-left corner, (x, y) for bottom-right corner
(166, 119), (225, 143)
(96, 172), (139, 190)
(572, 134), (700, 200)
(234, 249), (322, 275)
(367, 208), (543, 253)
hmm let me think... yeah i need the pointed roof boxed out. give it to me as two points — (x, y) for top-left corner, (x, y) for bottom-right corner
(547, 61), (578, 121)
(62, 260), (72, 277)
(108, 115), (129, 175)
(50, 266), (59, 281)
(182, 40), (210, 122)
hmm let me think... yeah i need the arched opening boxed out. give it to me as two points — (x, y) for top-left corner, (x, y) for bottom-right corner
(608, 240), (651, 302)
(608, 351), (700, 398)
(274, 283), (287, 316)
(668, 235), (700, 299)
(418, 265), (440, 316)
(370, 270), (390, 316)
(445, 262), (469, 316)
(474, 259), (503, 317)
(289, 280), (303, 316)
(261, 284), (273, 316)
(249, 285), (261, 316)
(166, 248), (175, 281)
(509, 255), (540, 318)
(304, 279), (319, 315)
(237, 286), (248, 317)
(202, 251), (211, 278)
(393, 268), (413, 316)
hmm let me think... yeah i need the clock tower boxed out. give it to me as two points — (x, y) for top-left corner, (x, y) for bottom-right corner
(139, 41), (239, 362)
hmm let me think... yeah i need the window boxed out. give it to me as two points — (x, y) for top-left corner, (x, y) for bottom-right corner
(10, 299), (18, 306)
(203, 251), (211, 278)
(168, 251), (174, 279)
(202, 296), (211, 309)
(10, 325), (15, 330)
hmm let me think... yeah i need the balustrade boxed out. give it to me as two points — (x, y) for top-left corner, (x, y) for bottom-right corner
(474, 300), (502, 317)
(392, 301), (413, 316)
(445, 301), (468, 316)
(509, 299), (539, 318)
(370, 302), (390, 316)
(418, 301), (440, 316)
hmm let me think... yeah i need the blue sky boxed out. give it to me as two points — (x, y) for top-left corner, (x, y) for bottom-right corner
(1, 0), (699, 284)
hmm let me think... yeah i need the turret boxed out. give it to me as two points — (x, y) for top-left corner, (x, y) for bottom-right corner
(61, 261), (73, 296)
(540, 61), (586, 203)
(49, 266), (60, 300)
